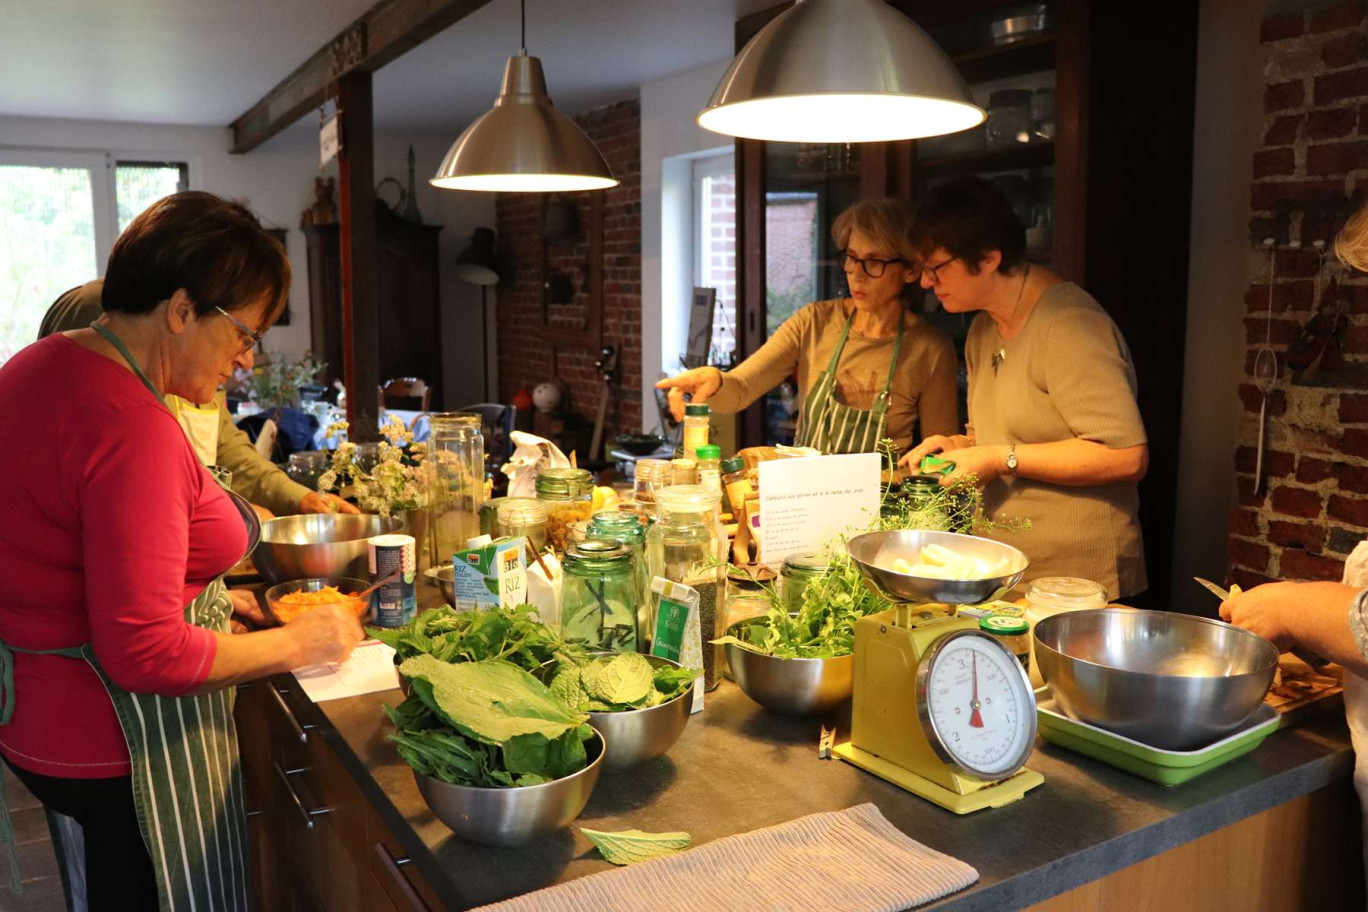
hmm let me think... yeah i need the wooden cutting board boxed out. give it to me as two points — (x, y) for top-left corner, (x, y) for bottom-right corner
(1266, 654), (1344, 729)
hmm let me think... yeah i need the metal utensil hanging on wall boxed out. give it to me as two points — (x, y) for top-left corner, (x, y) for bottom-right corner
(1253, 240), (1278, 494)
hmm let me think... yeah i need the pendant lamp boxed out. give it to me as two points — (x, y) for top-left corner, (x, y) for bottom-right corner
(431, 0), (617, 192)
(698, 0), (984, 143)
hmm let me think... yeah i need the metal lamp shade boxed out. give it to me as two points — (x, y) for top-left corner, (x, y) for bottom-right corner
(431, 55), (617, 193)
(698, 0), (984, 143)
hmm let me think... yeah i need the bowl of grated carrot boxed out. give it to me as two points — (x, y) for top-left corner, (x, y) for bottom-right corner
(263, 577), (371, 625)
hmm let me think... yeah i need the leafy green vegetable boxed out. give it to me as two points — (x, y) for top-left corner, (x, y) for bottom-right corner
(580, 828), (692, 865)
(368, 604), (589, 675)
(593, 653), (654, 705)
(400, 655), (586, 744)
(547, 655), (701, 713)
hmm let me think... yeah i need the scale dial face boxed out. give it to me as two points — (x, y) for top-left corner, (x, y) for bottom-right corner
(916, 630), (1037, 780)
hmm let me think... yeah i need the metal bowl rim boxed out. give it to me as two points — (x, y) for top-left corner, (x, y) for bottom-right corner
(582, 654), (697, 717)
(723, 619), (855, 665)
(845, 529), (1030, 597)
(259, 513), (401, 544)
(414, 729), (605, 795)
(1033, 607), (1280, 679)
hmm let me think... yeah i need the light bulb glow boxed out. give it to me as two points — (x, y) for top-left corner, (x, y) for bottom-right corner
(430, 173), (619, 192)
(698, 94), (985, 143)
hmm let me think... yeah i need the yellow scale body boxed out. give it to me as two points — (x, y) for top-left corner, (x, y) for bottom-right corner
(833, 604), (1044, 814)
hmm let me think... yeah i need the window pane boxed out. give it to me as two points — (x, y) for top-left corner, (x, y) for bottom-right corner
(692, 152), (736, 366)
(0, 165), (97, 364)
(116, 163), (186, 234)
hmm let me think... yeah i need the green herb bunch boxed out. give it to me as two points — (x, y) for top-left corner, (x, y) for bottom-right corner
(368, 604), (590, 676)
(548, 652), (700, 712)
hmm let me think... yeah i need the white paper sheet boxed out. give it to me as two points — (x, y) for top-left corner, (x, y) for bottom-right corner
(291, 639), (401, 703)
(757, 452), (882, 566)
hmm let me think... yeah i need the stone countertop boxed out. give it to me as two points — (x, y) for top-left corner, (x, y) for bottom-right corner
(283, 668), (1354, 912)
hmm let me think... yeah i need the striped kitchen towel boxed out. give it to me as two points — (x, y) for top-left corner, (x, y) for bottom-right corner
(472, 803), (979, 912)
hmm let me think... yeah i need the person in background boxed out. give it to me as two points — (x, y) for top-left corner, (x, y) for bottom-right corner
(656, 198), (959, 455)
(0, 192), (363, 910)
(900, 177), (1149, 600)
(41, 280), (357, 519)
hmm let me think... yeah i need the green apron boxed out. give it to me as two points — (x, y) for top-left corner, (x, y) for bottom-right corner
(795, 306), (905, 455)
(0, 322), (257, 911)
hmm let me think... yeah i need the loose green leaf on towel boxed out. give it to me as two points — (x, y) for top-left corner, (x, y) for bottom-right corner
(581, 828), (692, 865)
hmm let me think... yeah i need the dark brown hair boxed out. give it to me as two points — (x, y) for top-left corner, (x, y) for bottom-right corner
(102, 191), (290, 323)
(909, 177), (1026, 275)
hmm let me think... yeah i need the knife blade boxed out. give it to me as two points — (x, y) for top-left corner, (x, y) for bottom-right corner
(1193, 577), (1328, 668)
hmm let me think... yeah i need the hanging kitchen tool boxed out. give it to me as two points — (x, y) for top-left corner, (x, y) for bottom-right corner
(836, 530), (1042, 814)
(1253, 241), (1278, 494)
(1287, 240), (1348, 381)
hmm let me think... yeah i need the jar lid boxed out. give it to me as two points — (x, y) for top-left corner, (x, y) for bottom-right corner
(695, 444), (722, 460)
(1026, 576), (1107, 606)
(497, 497), (549, 523)
(721, 456), (746, 474)
(655, 484), (721, 511)
(536, 468), (594, 496)
(980, 615), (1028, 635)
(589, 510), (642, 532)
(782, 551), (830, 573)
(900, 474), (942, 490)
(685, 403), (710, 416)
(564, 538), (631, 562)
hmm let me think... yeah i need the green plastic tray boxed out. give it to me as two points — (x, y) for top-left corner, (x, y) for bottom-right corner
(1035, 691), (1279, 786)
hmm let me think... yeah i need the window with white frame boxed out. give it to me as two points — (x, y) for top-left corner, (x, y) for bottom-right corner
(0, 151), (187, 364)
(691, 150), (737, 367)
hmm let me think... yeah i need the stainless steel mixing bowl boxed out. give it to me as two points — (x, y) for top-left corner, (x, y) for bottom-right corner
(413, 731), (605, 847)
(424, 565), (456, 604)
(847, 529), (1028, 606)
(724, 620), (854, 716)
(1034, 608), (1278, 751)
(254, 513), (404, 583)
(587, 655), (696, 771)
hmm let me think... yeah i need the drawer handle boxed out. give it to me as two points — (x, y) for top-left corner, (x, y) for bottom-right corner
(374, 842), (431, 912)
(272, 761), (330, 830)
(268, 681), (313, 743)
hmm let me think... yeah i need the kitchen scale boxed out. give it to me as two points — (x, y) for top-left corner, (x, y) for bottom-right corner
(836, 530), (1044, 814)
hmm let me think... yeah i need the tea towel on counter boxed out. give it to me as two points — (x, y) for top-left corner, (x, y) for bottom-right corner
(471, 803), (978, 912)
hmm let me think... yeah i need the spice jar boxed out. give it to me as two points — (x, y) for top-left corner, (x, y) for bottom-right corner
(496, 498), (549, 554)
(781, 551), (829, 612)
(683, 403), (710, 460)
(1025, 577), (1107, 687)
(536, 467), (595, 554)
(646, 485), (725, 689)
(671, 457), (697, 486)
(561, 539), (638, 653)
(695, 444), (722, 501)
(721, 456), (752, 516)
(634, 458), (672, 514)
(979, 615), (1030, 673)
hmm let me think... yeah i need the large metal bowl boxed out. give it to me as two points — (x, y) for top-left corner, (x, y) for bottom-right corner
(587, 655), (696, 771)
(424, 565), (456, 604)
(1034, 608), (1278, 751)
(413, 731), (604, 847)
(254, 513), (403, 583)
(847, 529), (1028, 606)
(724, 619), (854, 716)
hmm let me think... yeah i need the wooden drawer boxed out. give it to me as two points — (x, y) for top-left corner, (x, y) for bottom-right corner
(365, 805), (446, 911)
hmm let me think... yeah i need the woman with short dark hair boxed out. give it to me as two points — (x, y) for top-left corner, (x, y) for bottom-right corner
(902, 177), (1149, 599)
(0, 191), (362, 910)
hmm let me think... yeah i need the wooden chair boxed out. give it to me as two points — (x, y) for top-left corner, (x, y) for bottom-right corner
(378, 377), (431, 413)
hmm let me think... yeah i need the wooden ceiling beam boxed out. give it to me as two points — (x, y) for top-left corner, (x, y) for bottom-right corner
(229, 0), (493, 154)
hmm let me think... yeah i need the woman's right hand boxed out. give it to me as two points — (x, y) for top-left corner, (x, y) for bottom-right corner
(284, 604), (364, 667)
(656, 367), (723, 421)
(899, 434), (970, 472)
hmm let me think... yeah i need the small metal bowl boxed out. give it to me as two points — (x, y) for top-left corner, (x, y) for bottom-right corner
(724, 619), (854, 716)
(586, 655), (695, 771)
(1035, 608), (1278, 751)
(424, 565), (456, 604)
(254, 513), (404, 583)
(263, 577), (371, 625)
(414, 731), (605, 847)
(847, 529), (1028, 606)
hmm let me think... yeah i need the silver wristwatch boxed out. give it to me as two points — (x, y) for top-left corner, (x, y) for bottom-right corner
(1005, 444), (1018, 476)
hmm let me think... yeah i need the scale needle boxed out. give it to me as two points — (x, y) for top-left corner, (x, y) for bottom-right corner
(969, 650), (984, 728)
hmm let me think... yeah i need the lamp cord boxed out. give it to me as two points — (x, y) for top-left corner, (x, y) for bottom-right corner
(520, 0), (526, 53)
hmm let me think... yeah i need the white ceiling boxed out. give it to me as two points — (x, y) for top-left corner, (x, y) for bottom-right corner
(0, 0), (776, 134)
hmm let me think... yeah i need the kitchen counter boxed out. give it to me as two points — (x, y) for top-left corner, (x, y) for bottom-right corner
(282, 666), (1358, 911)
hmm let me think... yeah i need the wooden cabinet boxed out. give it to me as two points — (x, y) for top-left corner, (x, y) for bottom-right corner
(304, 204), (445, 409)
(235, 678), (442, 911)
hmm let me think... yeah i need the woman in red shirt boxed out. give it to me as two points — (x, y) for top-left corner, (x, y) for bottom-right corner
(0, 192), (362, 911)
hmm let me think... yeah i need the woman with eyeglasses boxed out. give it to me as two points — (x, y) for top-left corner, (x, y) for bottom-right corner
(0, 192), (362, 909)
(901, 177), (1148, 599)
(657, 198), (958, 454)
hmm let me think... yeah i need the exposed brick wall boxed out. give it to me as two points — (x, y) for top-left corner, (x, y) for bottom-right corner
(1228, 1), (1368, 588)
(494, 99), (642, 435)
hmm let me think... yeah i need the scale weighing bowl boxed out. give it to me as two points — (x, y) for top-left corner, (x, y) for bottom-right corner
(847, 529), (1028, 605)
(1034, 608), (1278, 751)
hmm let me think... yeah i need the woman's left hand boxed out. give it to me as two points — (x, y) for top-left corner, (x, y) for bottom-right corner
(939, 445), (1009, 488)
(299, 491), (359, 515)
(228, 588), (272, 628)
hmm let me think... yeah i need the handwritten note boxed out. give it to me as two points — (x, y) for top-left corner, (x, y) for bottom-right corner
(292, 639), (401, 703)
(757, 453), (882, 566)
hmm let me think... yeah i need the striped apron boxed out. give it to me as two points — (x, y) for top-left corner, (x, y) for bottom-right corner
(0, 321), (256, 911)
(795, 307), (905, 455)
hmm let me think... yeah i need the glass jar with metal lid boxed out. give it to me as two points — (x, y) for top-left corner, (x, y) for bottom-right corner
(561, 539), (638, 653)
(892, 475), (951, 530)
(588, 510), (649, 640)
(536, 467), (595, 553)
(979, 615), (1030, 672)
(780, 551), (830, 612)
(496, 497), (549, 554)
(646, 485), (725, 689)
(1024, 577), (1107, 687)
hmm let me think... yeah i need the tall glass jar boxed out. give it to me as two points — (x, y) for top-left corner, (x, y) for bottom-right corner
(646, 485), (724, 690)
(497, 498), (550, 554)
(588, 511), (649, 640)
(561, 539), (638, 653)
(427, 413), (484, 568)
(537, 468), (595, 554)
